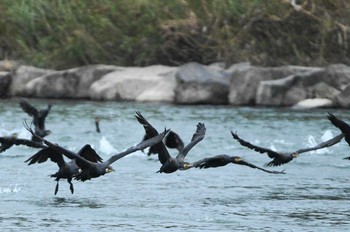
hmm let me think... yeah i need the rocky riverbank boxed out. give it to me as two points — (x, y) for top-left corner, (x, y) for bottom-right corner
(1, 61), (350, 109)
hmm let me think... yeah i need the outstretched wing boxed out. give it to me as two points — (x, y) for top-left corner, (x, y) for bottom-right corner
(327, 112), (350, 146)
(234, 158), (285, 174)
(106, 129), (169, 165)
(37, 104), (52, 129)
(0, 137), (15, 152)
(25, 147), (65, 168)
(231, 131), (281, 159)
(135, 111), (171, 165)
(0, 136), (46, 153)
(191, 154), (229, 168)
(176, 123), (206, 161)
(19, 99), (39, 127)
(77, 144), (103, 163)
(19, 99), (37, 117)
(295, 133), (344, 154)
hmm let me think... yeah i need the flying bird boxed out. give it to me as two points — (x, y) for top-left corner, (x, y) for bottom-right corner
(231, 131), (344, 166)
(26, 122), (168, 181)
(135, 111), (205, 173)
(25, 145), (103, 194)
(19, 99), (52, 141)
(191, 154), (285, 174)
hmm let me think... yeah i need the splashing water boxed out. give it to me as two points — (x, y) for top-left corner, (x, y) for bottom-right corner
(99, 136), (117, 155)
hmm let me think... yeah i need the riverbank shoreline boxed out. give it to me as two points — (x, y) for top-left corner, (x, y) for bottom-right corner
(1, 60), (350, 109)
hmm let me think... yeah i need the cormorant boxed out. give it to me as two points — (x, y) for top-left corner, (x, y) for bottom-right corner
(19, 99), (52, 141)
(327, 112), (350, 159)
(191, 154), (285, 174)
(231, 131), (344, 166)
(95, 117), (101, 133)
(0, 133), (46, 153)
(26, 123), (168, 181)
(25, 145), (103, 194)
(135, 111), (205, 173)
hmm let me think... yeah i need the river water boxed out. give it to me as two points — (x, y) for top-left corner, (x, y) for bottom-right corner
(1, 98), (350, 231)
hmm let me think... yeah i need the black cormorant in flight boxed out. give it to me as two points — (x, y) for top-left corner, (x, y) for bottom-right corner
(26, 122), (168, 181)
(231, 130), (344, 166)
(191, 154), (285, 174)
(25, 145), (103, 194)
(19, 99), (52, 141)
(135, 111), (205, 173)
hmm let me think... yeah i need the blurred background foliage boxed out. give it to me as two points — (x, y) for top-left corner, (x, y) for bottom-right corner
(0, 0), (349, 69)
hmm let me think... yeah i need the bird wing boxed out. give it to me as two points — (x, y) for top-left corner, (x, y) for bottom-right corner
(176, 123), (206, 161)
(234, 158), (285, 174)
(106, 128), (169, 165)
(37, 105), (51, 129)
(294, 133), (344, 154)
(25, 147), (65, 168)
(19, 99), (39, 127)
(77, 144), (103, 163)
(40, 137), (93, 168)
(191, 154), (228, 168)
(327, 112), (350, 134)
(164, 130), (185, 152)
(231, 131), (281, 159)
(135, 111), (171, 165)
(0, 136), (46, 153)
(0, 137), (15, 152)
(11, 138), (46, 149)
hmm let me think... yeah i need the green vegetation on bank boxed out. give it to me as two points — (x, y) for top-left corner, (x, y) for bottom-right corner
(0, 0), (349, 69)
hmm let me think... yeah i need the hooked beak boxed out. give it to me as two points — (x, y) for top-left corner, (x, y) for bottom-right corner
(183, 163), (193, 169)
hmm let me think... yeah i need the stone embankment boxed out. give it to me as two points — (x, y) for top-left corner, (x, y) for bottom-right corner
(1, 60), (350, 109)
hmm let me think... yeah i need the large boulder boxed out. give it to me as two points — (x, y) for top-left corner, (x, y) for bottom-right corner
(24, 65), (119, 98)
(0, 72), (11, 98)
(9, 65), (55, 97)
(89, 65), (177, 102)
(174, 62), (230, 104)
(227, 63), (319, 105)
(335, 83), (350, 107)
(256, 64), (350, 106)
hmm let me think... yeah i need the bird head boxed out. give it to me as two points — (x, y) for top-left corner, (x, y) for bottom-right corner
(105, 166), (115, 173)
(292, 152), (299, 158)
(234, 156), (242, 163)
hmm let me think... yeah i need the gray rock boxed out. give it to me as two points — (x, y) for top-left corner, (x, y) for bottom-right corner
(9, 65), (55, 96)
(292, 98), (334, 110)
(228, 64), (318, 105)
(335, 83), (350, 107)
(256, 64), (350, 106)
(174, 62), (229, 104)
(89, 65), (177, 102)
(24, 65), (119, 98)
(0, 72), (11, 98)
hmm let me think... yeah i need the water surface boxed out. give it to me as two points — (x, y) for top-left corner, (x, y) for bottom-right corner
(1, 99), (350, 231)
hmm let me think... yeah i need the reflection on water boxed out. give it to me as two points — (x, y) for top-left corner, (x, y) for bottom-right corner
(1, 99), (350, 231)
